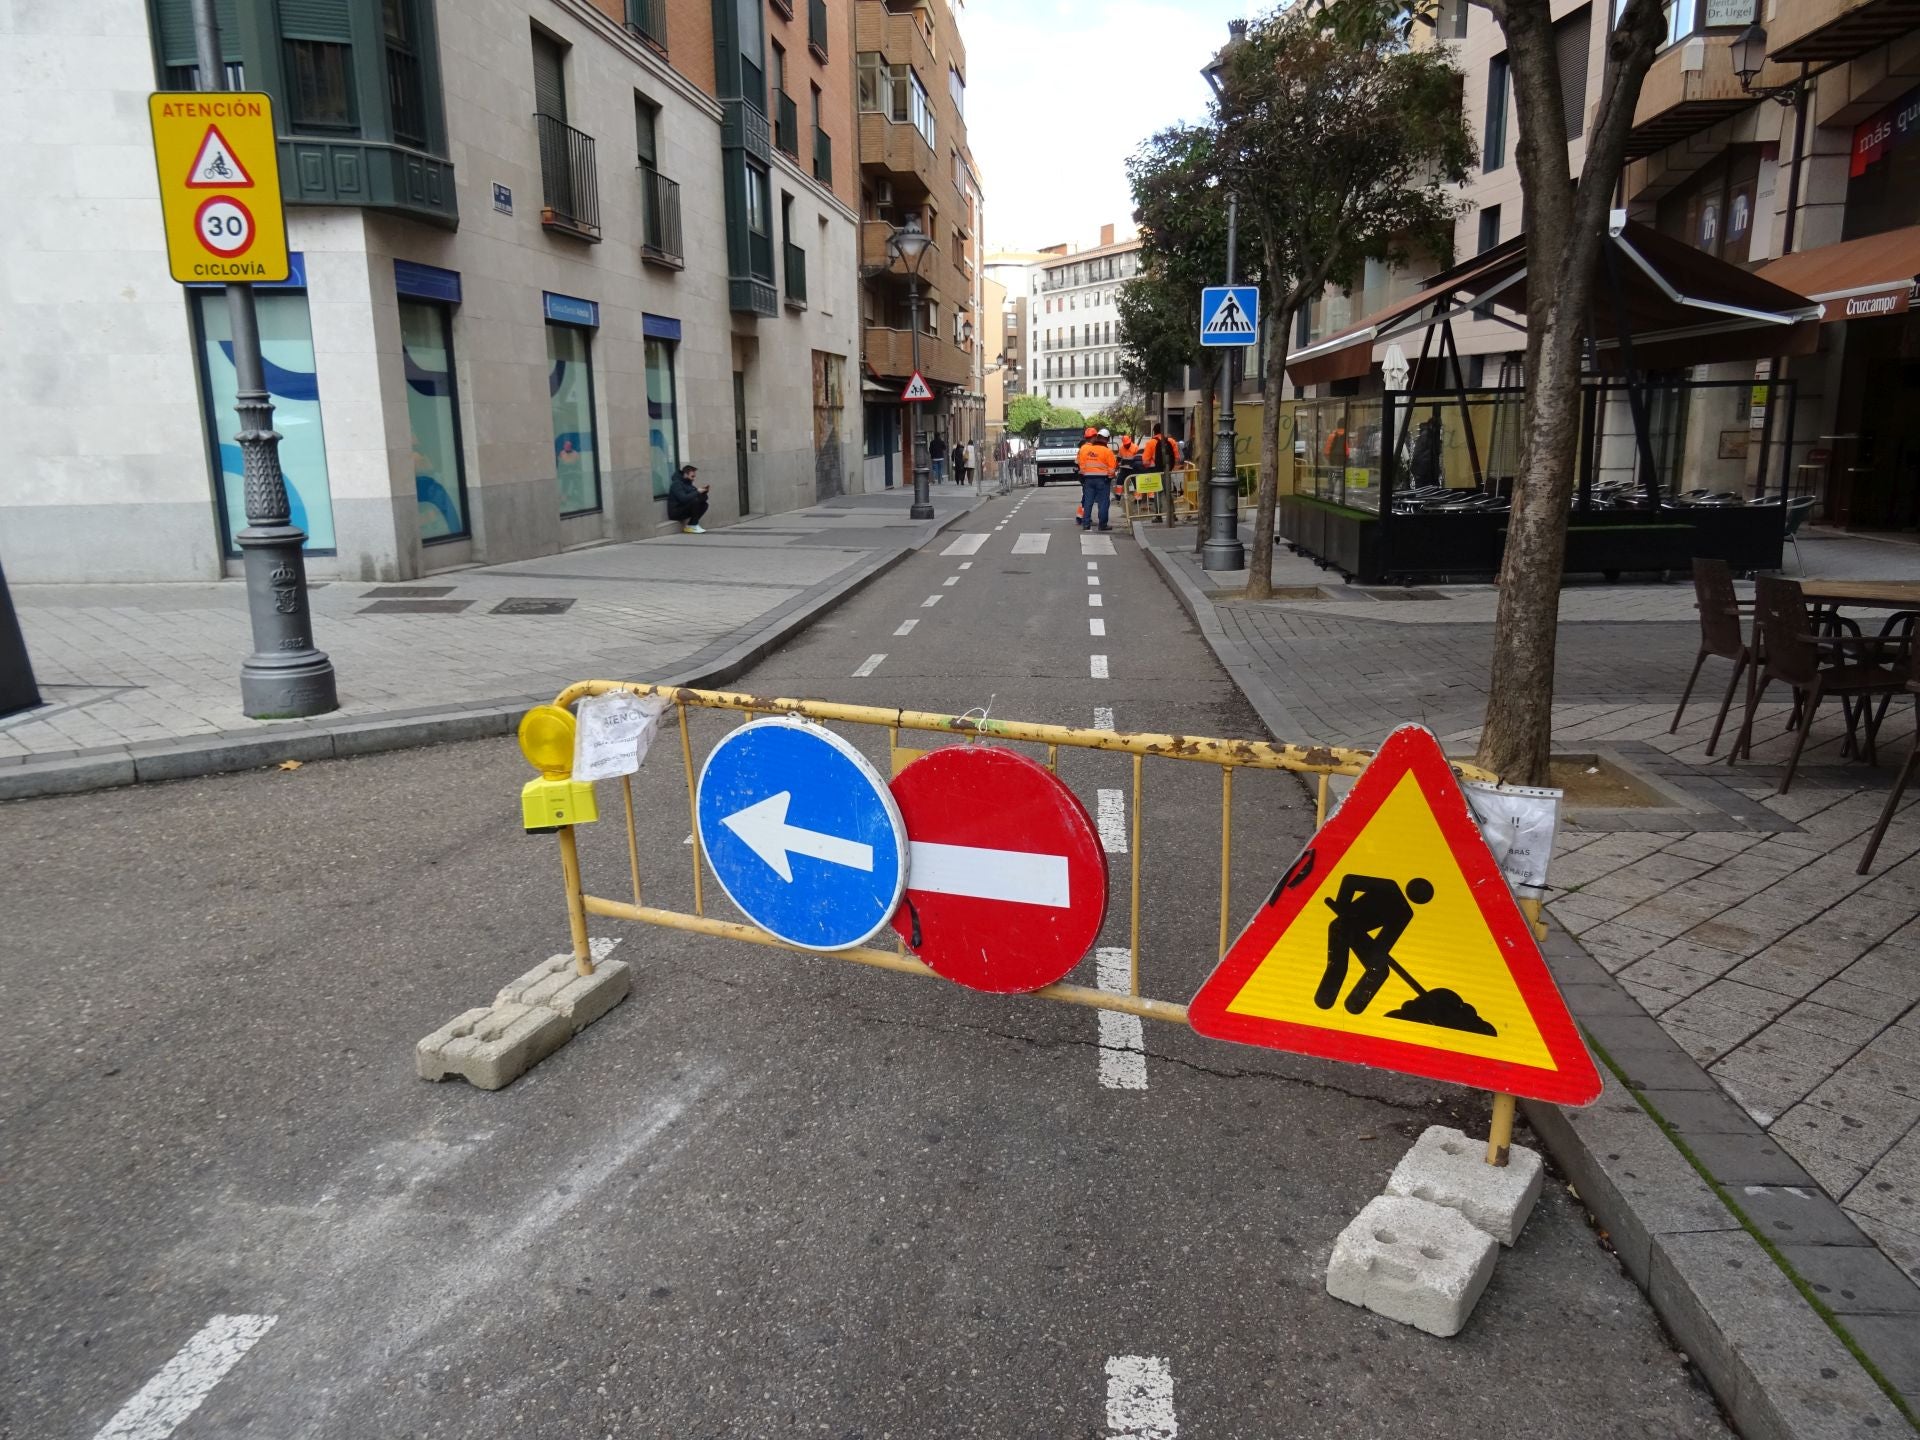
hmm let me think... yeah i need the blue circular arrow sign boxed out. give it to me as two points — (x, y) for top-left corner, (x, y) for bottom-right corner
(695, 717), (907, 951)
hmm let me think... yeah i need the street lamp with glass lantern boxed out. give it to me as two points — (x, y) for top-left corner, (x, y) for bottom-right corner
(1200, 19), (1249, 572)
(887, 214), (936, 520)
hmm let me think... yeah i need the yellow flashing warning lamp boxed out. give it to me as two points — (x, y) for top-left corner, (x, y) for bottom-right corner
(517, 704), (599, 833)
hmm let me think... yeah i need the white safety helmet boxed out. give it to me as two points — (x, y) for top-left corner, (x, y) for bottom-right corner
(1098, 428), (1111, 439)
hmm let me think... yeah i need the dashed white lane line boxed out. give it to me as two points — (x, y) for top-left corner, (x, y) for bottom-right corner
(589, 935), (623, 958)
(1096, 948), (1148, 1091)
(1081, 533), (1117, 556)
(1013, 532), (1052, 555)
(1088, 575), (1101, 586)
(1096, 789), (1128, 853)
(943, 576), (959, 587)
(1105, 1355), (1176, 1438)
(1088, 561), (1099, 570)
(93, 1314), (278, 1440)
(1091, 654), (1109, 679)
(922, 594), (944, 608)
(852, 653), (886, 677)
(1089, 618), (1106, 637)
(959, 561), (973, 570)
(942, 533), (988, 555)
(1093, 706), (1116, 731)
(895, 618), (919, 636)
(1089, 593), (1103, 608)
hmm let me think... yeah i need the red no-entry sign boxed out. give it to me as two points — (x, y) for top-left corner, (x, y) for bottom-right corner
(890, 746), (1108, 993)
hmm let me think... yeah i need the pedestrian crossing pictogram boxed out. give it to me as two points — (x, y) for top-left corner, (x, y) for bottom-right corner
(1187, 724), (1601, 1105)
(1200, 285), (1259, 345)
(184, 125), (255, 189)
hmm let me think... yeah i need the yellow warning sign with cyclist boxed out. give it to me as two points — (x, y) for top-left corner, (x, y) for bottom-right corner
(148, 92), (289, 284)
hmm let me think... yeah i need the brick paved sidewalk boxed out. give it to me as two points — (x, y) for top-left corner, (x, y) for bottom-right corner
(3, 488), (981, 763)
(1143, 522), (1920, 1307)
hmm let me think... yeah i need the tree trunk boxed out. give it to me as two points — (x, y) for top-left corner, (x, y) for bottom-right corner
(1245, 271), (1293, 598)
(1193, 362), (1218, 553)
(1475, 0), (1665, 785)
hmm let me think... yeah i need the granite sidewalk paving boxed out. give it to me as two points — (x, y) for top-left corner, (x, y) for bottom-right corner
(1142, 519), (1920, 1423)
(2, 486), (985, 795)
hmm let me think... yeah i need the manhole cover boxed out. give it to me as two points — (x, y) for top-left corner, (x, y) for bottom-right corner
(361, 585), (455, 598)
(356, 599), (472, 615)
(490, 597), (576, 616)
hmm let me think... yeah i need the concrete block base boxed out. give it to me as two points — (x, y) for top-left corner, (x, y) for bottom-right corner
(1326, 1195), (1499, 1337)
(417, 954), (631, 1090)
(1385, 1124), (1545, 1246)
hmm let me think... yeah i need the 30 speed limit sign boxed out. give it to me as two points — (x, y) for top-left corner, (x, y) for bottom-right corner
(148, 92), (288, 283)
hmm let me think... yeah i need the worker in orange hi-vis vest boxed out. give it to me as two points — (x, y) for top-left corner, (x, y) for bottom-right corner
(1076, 429), (1119, 532)
(1142, 424), (1182, 520)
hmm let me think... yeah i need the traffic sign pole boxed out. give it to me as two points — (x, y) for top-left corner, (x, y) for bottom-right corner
(190, 0), (336, 719)
(1204, 205), (1246, 573)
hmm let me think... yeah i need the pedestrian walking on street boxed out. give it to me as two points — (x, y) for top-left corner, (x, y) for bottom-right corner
(957, 440), (975, 487)
(929, 433), (948, 483)
(1076, 428), (1118, 532)
(667, 463), (710, 534)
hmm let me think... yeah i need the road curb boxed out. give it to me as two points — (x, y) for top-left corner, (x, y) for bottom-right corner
(1138, 522), (1916, 1437)
(0, 502), (980, 803)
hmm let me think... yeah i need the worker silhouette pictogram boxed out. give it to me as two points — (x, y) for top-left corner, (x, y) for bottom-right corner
(1318, 873), (1498, 1035)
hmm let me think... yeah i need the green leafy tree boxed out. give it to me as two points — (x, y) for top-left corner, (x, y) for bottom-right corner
(1321, 0), (1668, 783)
(1212, 4), (1472, 599)
(1044, 404), (1087, 431)
(1091, 401), (1150, 439)
(1007, 394), (1053, 439)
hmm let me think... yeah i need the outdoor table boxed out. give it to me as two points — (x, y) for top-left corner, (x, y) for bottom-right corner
(1799, 580), (1920, 610)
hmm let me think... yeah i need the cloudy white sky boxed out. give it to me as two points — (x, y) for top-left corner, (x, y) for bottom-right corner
(962, 0), (1253, 253)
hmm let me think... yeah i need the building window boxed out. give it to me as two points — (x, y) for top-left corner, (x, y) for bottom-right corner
(1555, 6), (1592, 140)
(949, 64), (965, 116)
(382, 0), (428, 147)
(281, 0), (356, 132)
(1478, 204), (1502, 252)
(645, 335), (680, 498)
(397, 299), (467, 541)
(546, 320), (601, 515)
(194, 287), (337, 553)
(1483, 54), (1510, 171)
(1844, 81), (1920, 240)
(855, 53), (935, 148)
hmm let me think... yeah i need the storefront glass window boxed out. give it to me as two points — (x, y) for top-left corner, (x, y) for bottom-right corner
(547, 322), (601, 515)
(195, 290), (337, 552)
(399, 299), (467, 541)
(646, 337), (680, 499)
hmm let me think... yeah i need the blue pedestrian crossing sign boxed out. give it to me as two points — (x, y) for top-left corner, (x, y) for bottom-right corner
(696, 717), (908, 951)
(1200, 285), (1260, 346)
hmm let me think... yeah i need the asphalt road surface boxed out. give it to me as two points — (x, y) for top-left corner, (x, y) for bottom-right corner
(1, 485), (1730, 1439)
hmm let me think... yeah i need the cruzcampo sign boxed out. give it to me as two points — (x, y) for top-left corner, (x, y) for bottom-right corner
(147, 92), (290, 284)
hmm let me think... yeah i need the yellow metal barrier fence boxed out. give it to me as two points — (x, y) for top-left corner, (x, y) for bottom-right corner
(538, 682), (1499, 1036)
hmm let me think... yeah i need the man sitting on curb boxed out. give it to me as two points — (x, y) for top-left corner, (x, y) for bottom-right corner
(667, 464), (710, 534)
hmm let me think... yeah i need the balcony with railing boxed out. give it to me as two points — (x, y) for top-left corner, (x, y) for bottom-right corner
(1768, 0), (1920, 60)
(1625, 37), (1795, 158)
(775, 90), (800, 157)
(863, 326), (966, 385)
(626, 0), (667, 52)
(536, 113), (601, 241)
(808, 0), (830, 59)
(784, 241), (808, 309)
(857, 1), (936, 74)
(858, 111), (936, 192)
(639, 164), (683, 268)
(813, 126), (833, 186)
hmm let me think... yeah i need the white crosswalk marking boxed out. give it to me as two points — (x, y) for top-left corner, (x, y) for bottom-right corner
(93, 1315), (278, 1440)
(1091, 655), (1109, 678)
(1081, 533), (1116, 556)
(852, 654), (886, 677)
(1095, 947), (1147, 1090)
(942, 533), (988, 555)
(1096, 789), (1127, 853)
(1105, 1355), (1176, 1438)
(1013, 532), (1051, 555)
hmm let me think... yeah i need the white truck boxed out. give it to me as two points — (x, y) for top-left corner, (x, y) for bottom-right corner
(1033, 427), (1085, 487)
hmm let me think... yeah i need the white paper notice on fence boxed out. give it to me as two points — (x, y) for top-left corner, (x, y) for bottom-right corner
(1464, 780), (1562, 898)
(573, 692), (670, 782)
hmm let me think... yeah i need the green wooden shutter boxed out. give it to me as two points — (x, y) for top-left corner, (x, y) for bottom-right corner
(151, 0), (241, 68)
(277, 0), (353, 41)
(532, 32), (566, 121)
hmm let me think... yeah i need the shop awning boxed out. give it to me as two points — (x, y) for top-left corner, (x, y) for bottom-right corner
(1754, 224), (1920, 322)
(1287, 219), (1822, 386)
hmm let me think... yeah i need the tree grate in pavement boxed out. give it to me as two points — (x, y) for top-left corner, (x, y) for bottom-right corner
(355, 599), (474, 615)
(360, 586), (456, 598)
(489, 598), (577, 616)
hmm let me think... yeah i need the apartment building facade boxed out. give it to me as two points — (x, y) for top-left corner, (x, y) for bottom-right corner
(2, 0), (864, 584)
(1289, 0), (1920, 528)
(1027, 229), (1145, 414)
(854, 0), (983, 492)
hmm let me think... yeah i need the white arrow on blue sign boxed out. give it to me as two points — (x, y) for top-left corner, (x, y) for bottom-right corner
(1200, 285), (1259, 347)
(695, 717), (908, 951)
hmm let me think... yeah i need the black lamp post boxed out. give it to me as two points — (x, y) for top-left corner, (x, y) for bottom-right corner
(888, 214), (936, 519)
(1200, 19), (1249, 572)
